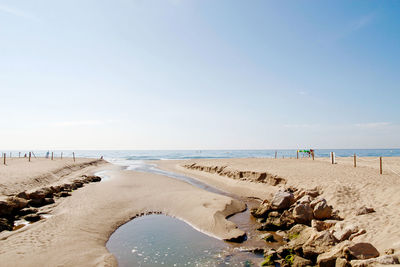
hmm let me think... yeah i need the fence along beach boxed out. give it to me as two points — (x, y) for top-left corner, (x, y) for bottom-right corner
(0, 150), (400, 266)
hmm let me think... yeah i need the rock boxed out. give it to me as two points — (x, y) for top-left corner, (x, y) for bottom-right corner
(335, 257), (349, 267)
(28, 197), (54, 208)
(302, 230), (338, 258)
(350, 255), (399, 266)
(305, 188), (320, 198)
(343, 242), (379, 260)
(85, 175), (101, 182)
(23, 214), (42, 222)
(313, 200), (333, 220)
(292, 255), (312, 267)
(50, 186), (61, 193)
(0, 200), (14, 216)
(349, 229), (366, 241)
(384, 248), (395, 255)
(260, 255), (274, 266)
(271, 191), (294, 210)
(316, 241), (353, 267)
(287, 224), (308, 240)
(293, 203), (314, 224)
(261, 233), (276, 242)
(44, 198), (55, 205)
(355, 206), (375, 216)
(16, 192), (29, 199)
(59, 192), (71, 198)
(287, 227), (316, 254)
(251, 202), (271, 218)
(332, 223), (359, 242)
(7, 197), (29, 211)
(28, 189), (47, 199)
(268, 211), (281, 218)
(72, 180), (83, 188)
(279, 210), (296, 229)
(311, 219), (337, 232)
(17, 208), (38, 216)
(0, 218), (13, 231)
(310, 197), (324, 208)
(296, 195), (313, 205)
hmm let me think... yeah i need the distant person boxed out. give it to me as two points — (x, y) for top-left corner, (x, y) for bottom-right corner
(45, 151), (50, 159)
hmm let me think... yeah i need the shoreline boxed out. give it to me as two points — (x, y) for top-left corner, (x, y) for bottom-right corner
(1, 156), (400, 266)
(0, 161), (247, 266)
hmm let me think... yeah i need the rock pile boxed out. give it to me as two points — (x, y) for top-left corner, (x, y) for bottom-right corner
(0, 175), (101, 233)
(253, 189), (395, 266)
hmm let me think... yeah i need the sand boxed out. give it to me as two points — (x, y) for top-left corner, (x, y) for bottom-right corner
(155, 157), (400, 253)
(0, 160), (245, 267)
(1, 156), (400, 266)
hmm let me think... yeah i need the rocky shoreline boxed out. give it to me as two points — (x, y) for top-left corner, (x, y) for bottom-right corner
(251, 188), (398, 266)
(0, 175), (102, 233)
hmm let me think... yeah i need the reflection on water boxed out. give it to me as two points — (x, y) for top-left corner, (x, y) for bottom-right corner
(107, 215), (263, 267)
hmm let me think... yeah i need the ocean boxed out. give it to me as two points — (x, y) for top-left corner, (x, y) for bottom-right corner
(9, 149), (400, 160)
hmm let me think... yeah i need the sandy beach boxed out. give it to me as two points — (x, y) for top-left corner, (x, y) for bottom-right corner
(0, 159), (246, 267)
(1, 156), (400, 266)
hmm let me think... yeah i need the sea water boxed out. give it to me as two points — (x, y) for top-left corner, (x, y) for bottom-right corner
(12, 148), (400, 160)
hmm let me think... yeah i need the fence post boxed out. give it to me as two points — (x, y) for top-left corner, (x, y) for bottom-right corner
(3, 153), (5, 165)
(297, 150), (299, 159)
(73, 152), (75, 162)
(380, 157), (383, 175)
(331, 152), (334, 164)
(51, 152), (53, 160)
(29, 152), (31, 162)
(354, 153), (356, 168)
(312, 151), (315, 160)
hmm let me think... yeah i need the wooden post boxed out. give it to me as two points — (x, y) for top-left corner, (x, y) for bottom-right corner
(275, 151), (277, 159)
(51, 152), (54, 160)
(312, 151), (315, 160)
(29, 152), (31, 162)
(73, 152), (75, 162)
(380, 157), (383, 175)
(331, 152), (334, 164)
(354, 153), (356, 168)
(61, 152), (63, 160)
(297, 150), (299, 159)
(3, 153), (5, 165)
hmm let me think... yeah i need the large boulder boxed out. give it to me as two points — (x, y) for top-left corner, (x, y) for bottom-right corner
(293, 203), (313, 224)
(313, 200), (333, 220)
(343, 242), (379, 260)
(271, 191), (294, 210)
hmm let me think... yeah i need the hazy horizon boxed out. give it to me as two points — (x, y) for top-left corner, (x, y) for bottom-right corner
(1, 1), (399, 150)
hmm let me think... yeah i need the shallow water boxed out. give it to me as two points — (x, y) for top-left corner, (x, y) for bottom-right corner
(106, 215), (263, 267)
(104, 160), (271, 266)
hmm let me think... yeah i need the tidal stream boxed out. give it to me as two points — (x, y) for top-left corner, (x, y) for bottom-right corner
(105, 160), (278, 266)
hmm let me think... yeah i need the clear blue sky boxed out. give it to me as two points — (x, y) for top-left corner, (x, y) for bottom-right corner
(0, 0), (399, 150)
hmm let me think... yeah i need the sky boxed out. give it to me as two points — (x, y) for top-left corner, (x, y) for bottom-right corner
(0, 0), (399, 150)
